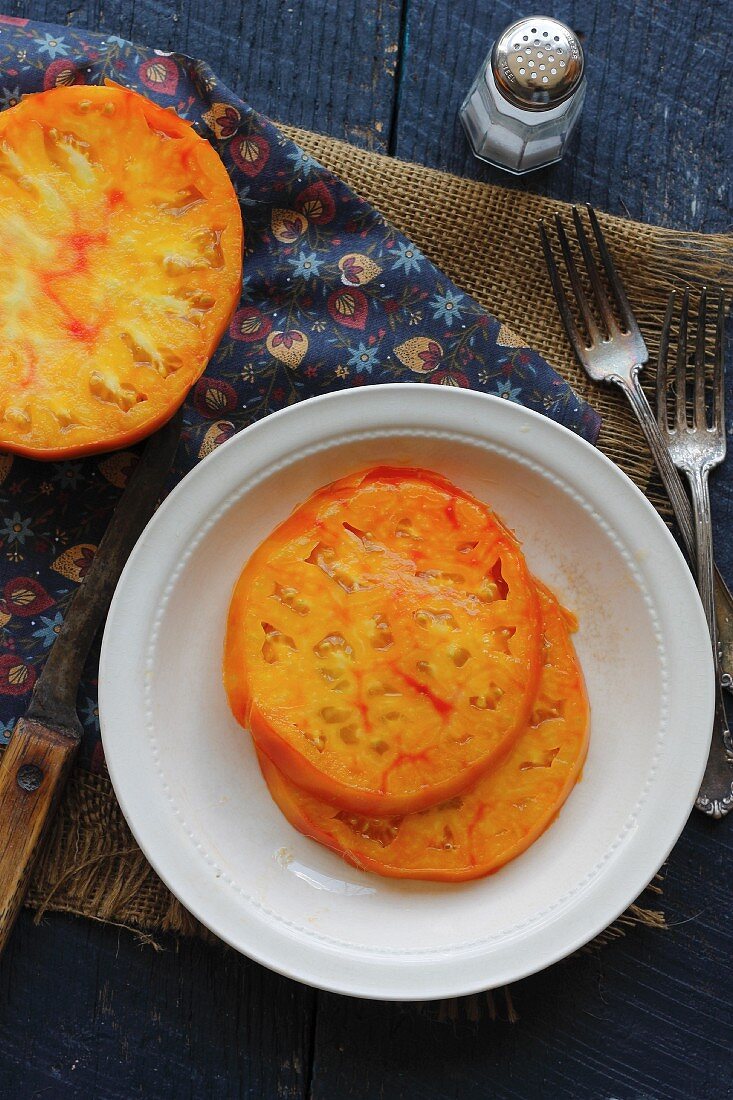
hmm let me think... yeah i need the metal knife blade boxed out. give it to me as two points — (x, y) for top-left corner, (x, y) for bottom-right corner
(26, 407), (183, 734)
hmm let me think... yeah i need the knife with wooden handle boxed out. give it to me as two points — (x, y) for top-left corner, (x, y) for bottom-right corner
(0, 410), (182, 953)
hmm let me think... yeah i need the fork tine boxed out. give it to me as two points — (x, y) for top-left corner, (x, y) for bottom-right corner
(539, 219), (587, 361)
(553, 214), (601, 345)
(571, 206), (618, 337)
(586, 204), (638, 335)
(713, 287), (726, 432)
(656, 290), (676, 435)
(693, 286), (708, 430)
(675, 287), (690, 431)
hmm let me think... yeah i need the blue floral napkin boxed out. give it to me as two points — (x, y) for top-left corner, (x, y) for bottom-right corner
(0, 17), (600, 768)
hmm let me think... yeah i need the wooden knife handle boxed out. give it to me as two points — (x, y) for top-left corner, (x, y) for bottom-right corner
(0, 717), (80, 953)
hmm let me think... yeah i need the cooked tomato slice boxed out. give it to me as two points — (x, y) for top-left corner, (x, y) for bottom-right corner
(224, 467), (542, 815)
(0, 84), (242, 459)
(258, 583), (590, 881)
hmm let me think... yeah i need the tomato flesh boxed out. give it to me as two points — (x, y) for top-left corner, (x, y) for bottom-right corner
(224, 467), (542, 815)
(0, 84), (242, 459)
(258, 583), (590, 881)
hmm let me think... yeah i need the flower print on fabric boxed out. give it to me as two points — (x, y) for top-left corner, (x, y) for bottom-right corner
(0, 16), (601, 769)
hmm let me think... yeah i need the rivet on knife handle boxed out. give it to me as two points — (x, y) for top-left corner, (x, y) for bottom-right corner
(0, 718), (80, 953)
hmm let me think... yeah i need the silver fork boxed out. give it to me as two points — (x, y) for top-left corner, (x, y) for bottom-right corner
(540, 205), (733, 678)
(540, 205), (733, 816)
(657, 287), (733, 817)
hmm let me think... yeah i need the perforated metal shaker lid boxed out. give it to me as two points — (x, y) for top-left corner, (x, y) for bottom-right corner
(491, 16), (584, 111)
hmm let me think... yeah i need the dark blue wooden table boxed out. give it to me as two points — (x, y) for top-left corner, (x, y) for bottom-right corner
(1, 2), (732, 1097)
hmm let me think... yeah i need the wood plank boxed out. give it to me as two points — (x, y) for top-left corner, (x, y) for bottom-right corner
(15, 0), (402, 151)
(0, 4), (731, 1100)
(309, 818), (733, 1100)
(0, 911), (316, 1099)
(393, 0), (733, 231)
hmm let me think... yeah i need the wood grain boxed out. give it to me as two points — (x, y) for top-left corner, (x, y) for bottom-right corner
(310, 815), (733, 1100)
(394, 0), (733, 232)
(0, 911), (317, 1099)
(12, 0), (402, 151)
(0, 719), (79, 955)
(0, 2), (731, 1098)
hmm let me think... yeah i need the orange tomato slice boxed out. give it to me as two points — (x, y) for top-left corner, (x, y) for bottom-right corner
(224, 467), (542, 815)
(0, 84), (242, 459)
(258, 583), (590, 881)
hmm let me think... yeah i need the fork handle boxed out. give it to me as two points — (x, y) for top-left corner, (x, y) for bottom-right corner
(686, 467), (733, 819)
(620, 369), (697, 556)
(619, 369), (733, 689)
(688, 467), (717, 644)
(696, 687), (733, 818)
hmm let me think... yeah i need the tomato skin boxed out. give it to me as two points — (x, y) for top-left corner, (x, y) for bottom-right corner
(224, 467), (543, 815)
(258, 583), (590, 882)
(0, 84), (243, 460)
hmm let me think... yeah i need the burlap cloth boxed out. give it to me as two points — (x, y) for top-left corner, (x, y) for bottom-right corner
(24, 128), (732, 949)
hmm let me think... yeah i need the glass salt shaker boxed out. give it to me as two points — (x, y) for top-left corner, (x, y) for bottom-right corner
(459, 16), (586, 175)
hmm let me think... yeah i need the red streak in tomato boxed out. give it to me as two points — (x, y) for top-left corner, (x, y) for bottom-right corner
(39, 272), (101, 346)
(390, 748), (430, 769)
(381, 746), (431, 793)
(65, 317), (101, 344)
(392, 668), (453, 717)
(106, 188), (125, 209)
(444, 501), (460, 528)
(352, 668), (372, 734)
(38, 272), (64, 314)
(37, 222), (108, 344)
(66, 229), (107, 275)
(466, 803), (487, 861)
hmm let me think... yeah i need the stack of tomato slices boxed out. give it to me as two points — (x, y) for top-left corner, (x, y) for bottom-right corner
(224, 467), (590, 882)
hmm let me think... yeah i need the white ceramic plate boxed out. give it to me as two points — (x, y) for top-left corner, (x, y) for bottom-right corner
(99, 384), (714, 1001)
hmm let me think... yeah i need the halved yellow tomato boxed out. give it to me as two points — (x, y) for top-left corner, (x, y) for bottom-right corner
(224, 467), (542, 815)
(259, 583), (590, 881)
(0, 84), (242, 459)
